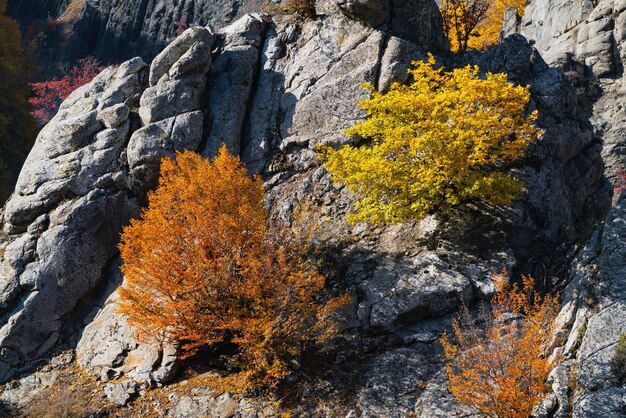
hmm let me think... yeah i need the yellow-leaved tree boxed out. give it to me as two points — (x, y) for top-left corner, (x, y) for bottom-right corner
(118, 146), (349, 391)
(441, 0), (527, 52)
(441, 272), (560, 418)
(319, 55), (540, 225)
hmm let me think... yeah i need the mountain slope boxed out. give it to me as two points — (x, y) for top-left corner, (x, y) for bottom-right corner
(0, 0), (624, 416)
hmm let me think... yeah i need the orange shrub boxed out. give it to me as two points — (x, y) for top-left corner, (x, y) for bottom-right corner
(441, 271), (560, 418)
(117, 147), (348, 391)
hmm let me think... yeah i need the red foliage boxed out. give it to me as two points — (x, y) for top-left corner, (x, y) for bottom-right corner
(29, 56), (104, 123)
(174, 14), (188, 36)
(614, 169), (626, 201)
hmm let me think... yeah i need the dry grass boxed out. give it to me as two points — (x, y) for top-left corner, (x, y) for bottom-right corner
(17, 364), (110, 418)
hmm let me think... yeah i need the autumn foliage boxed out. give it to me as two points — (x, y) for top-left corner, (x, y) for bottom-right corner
(441, 0), (527, 52)
(29, 56), (104, 123)
(319, 55), (539, 225)
(441, 272), (560, 418)
(118, 147), (347, 391)
(174, 14), (188, 36)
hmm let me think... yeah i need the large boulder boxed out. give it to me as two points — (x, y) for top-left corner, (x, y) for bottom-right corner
(0, 59), (147, 381)
(202, 14), (267, 157)
(0, 26), (215, 382)
(334, 0), (448, 52)
(128, 26), (214, 191)
(76, 270), (178, 385)
(520, 0), (624, 77)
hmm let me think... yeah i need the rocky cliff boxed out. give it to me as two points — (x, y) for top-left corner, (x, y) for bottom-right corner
(520, 0), (626, 180)
(0, 0), (624, 416)
(7, 0), (260, 76)
(514, 1), (626, 416)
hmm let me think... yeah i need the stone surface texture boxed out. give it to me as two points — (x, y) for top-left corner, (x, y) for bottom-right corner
(7, 0), (258, 75)
(0, 0), (624, 416)
(517, 1), (626, 416)
(520, 0), (626, 182)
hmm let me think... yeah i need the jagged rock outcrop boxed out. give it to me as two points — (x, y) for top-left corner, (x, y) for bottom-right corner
(520, 0), (625, 77)
(0, 0), (620, 416)
(520, 0), (626, 180)
(517, 3), (626, 416)
(336, 0), (447, 51)
(76, 26), (215, 385)
(0, 25), (214, 383)
(0, 58), (146, 381)
(202, 14), (266, 157)
(7, 0), (253, 73)
(541, 194), (626, 418)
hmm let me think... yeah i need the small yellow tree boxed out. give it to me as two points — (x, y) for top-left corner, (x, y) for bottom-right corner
(441, 0), (527, 52)
(319, 55), (539, 225)
(441, 0), (490, 52)
(441, 272), (560, 418)
(472, 0), (527, 50)
(118, 147), (348, 391)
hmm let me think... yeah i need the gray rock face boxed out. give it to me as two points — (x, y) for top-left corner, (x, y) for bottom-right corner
(520, 0), (626, 181)
(334, 0), (448, 52)
(202, 14), (266, 157)
(466, 34), (611, 244)
(361, 254), (473, 331)
(149, 27), (215, 87)
(336, 0), (390, 27)
(7, 0), (253, 76)
(357, 347), (438, 417)
(139, 27), (213, 125)
(0, 26), (215, 383)
(0, 59), (147, 381)
(169, 392), (238, 418)
(0, 1), (621, 417)
(414, 370), (480, 417)
(519, 4), (626, 414)
(500, 7), (521, 40)
(76, 270), (179, 385)
(129, 26), (214, 190)
(521, 0), (625, 77)
(6, 0), (66, 25)
(104, 379), (138, 406)
(128, 111), (205, 170)
(545, 195), (626, 418)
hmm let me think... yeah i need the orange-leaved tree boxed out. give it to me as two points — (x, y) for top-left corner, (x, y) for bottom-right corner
(117, 146), (348, 391)
(441, 0), (527, 52)
(441, 271), (560, 418)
